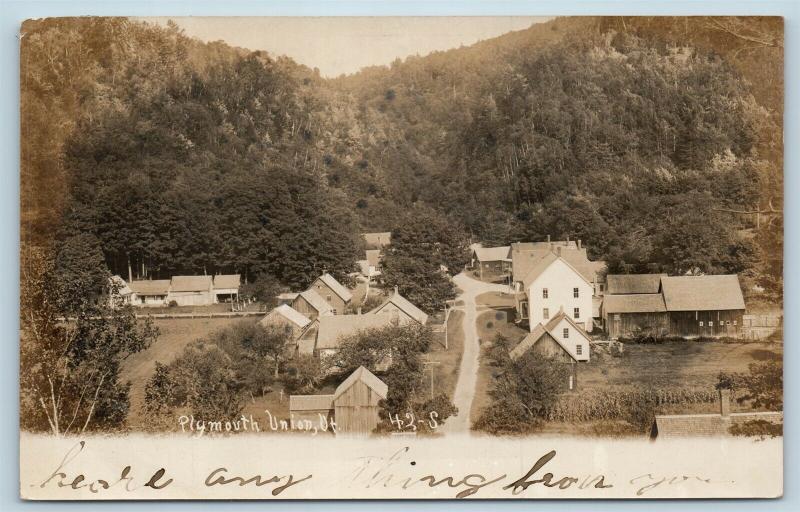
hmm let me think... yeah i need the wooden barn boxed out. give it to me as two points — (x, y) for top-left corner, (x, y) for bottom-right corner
(602, 274), (746, 339)
(332, 366), (388, 435)
(212, 274), (240, 303)
(309, 273), (353, 315)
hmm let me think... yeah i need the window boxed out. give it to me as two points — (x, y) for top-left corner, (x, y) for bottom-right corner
(699, 321), (704, 327)
(327, 295), (332, 302)
(733, 320), (737, 326)
(573, 287), (579, 298)
(542, 288), (549, 299)
(576, 345), (583, 356)
(709, 321), (714, 327)
(574, 307), (580, 319)
(614, 313), (621, 321)
(726, 321), (731, 326)
(331, 309), (337, 315)
(543, 308), (549, 319)
(520, 301), (529, 319)
(563, 328), (569, 338)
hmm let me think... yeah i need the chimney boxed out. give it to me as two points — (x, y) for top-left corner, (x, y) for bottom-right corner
(719, 389), (731, 417)
(577, 239), (582, 250)
(394, 286), (399, 295)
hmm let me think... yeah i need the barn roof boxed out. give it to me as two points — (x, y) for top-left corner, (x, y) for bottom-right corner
(472, 246), (511, 262)
(334, 366), (388, 400)
(289, 394), (334, 411)
(213, 274), (241, 290)
(171, 275), (213, 292)
(660, 275), (745, 312)
(260, 304), (311, 330)
(606, 274), (666, 294)
(365, 249), (381, 268)
(653, 411), (782, 438)
(315, 314), (396, 350)
(317, 273), (353, 302)
(129, 279), (171, 295)
(603, 293), (667, 314)
(370, 290), (428, 324)
(296, 290), (333, 315)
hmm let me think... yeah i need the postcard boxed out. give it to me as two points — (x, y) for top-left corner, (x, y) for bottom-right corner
(19, 15), (784, 500)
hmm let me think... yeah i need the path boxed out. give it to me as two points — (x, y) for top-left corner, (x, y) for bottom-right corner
(443, 272), (510, 434)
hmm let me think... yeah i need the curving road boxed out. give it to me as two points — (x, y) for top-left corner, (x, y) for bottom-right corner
(443, 272), (511, 434)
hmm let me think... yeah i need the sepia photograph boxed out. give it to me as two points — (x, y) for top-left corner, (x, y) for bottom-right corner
(18, 14), (784, 500)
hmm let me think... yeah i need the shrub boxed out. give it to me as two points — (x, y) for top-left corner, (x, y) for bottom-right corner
(729, 419), (782, 438)
(168, 300), (178, 307)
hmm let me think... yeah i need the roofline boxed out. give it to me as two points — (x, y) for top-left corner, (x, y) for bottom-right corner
(524, 255), (593, 289)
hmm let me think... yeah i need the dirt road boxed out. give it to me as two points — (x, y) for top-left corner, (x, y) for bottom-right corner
(442, 272), (510, 434)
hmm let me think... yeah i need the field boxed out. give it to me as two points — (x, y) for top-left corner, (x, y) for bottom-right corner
(582, 340), (783, 392)
(121, 316), (252, 429)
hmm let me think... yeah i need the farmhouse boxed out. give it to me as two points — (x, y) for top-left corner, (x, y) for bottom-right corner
(515, 251), (595, 333)
(602, 274), (746, 339)
(297, 313), (396, 358)
(212, 274), (240, 303)
(362, 231), (392, 250)
(470, 245), (511, 280)
(129, 279), (171, 306)
(168, 275), (214, 306)
(292, 289), (333, 320)
(510, 310), (592, 363)
(288, 366), (388, 436)
(651, 389), (782, 439)
(260, 304), (311, 339)
(369, 288), (428, 325)
(309, 273), (353, 314)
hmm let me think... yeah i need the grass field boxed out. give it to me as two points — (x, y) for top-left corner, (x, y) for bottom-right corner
(426, 310), (465, 401)
(122, 316), (252, 428)
(582, 340), (783, 392)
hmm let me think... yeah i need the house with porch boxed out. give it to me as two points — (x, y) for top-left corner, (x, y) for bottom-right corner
(470, 245), (512, 281)
(212, 274), (240, 303)
(129, 279), (171, 306)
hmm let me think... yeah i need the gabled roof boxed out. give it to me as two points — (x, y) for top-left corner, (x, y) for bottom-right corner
(334, 366), (388, 400)
(510, 311), (591, 361)
(171, 275), (213, 292)
(521, 253), (593, 289)
(603, 294), (667, 314)
(129, 279), (171, 295)
(606, 274), (667, 295)
(370, 291), (428, 324)
(365, 249), (381, 268)
(213, 274), (241, 290)
(289, 394), (334, 411)
(316, 273), (353, 303)
(109, 275), (133, 296)
(660, 275), (745, 312)
(472, 246), (511, 262)
(315, 314), (396, 350)
(511, 248), (553, 283)
(296, 290), (333, 315)
(261, 304), (311, 330)
(559, 250), (606, 283)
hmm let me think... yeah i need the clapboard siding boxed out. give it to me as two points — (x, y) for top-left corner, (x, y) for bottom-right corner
(334, 380), (383, 434)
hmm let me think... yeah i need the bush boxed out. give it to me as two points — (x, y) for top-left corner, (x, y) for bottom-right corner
(729, 419), (782, 438)
(168, 300), (178, 307)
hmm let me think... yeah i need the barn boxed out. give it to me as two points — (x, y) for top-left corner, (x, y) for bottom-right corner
(369, 288), (428, 325)
(602, 293), (669, 339)
(289, 394), (334, 426)
(309, 273), (353, 314)
(470, 246), (511, 281)
(168, 275), (214, 306)
(212, 274), (240, 303)
(332, 366), (388, 435)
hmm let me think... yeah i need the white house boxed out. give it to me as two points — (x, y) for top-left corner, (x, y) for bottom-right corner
(518, 252), (594, 333)
(129, 279), (171, 306)
(510, 310), (592, 363)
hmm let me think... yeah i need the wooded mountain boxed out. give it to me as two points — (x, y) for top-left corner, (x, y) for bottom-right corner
(20, 17), (783, 294)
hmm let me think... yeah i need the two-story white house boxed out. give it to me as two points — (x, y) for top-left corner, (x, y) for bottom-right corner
(517, 251), (594, 333)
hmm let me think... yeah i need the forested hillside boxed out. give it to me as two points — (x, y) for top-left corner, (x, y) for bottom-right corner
(20, 16), (783, 296)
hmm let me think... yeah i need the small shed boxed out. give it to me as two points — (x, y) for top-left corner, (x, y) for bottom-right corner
(332, 366), (388, 435)
(289, 394), (334, 426)
(212, 274), (240, 303)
